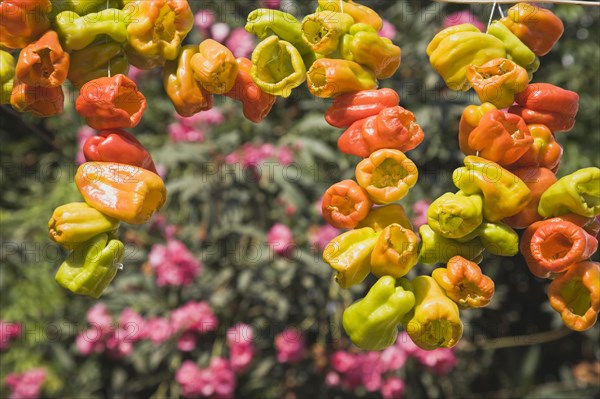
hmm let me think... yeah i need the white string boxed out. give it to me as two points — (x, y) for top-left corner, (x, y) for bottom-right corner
(498, 5), (505, 18)
(339, 0), (344, 13)
(107, 0), (111, 77)
(487, 1), (497, 31)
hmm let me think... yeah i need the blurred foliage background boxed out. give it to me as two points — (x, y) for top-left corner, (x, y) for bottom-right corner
(1, 1), (599, 398)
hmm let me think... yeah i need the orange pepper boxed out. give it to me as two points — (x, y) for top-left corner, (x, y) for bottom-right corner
(0, 0), (51, 49)
(321, 180), (372, 229)
(511, 124), (563, 172)
(191, 39), (238, 95)
(458, 102), (497, 156)
(370, 223), (419, 278)
(15, 30), (69, 88)
(306, 58), (377, 99)
(465, 58), (529, 109)
(10, 79), (64, 117)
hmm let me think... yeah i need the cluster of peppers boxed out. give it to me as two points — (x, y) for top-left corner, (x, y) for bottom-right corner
(426, 2), (600, 333)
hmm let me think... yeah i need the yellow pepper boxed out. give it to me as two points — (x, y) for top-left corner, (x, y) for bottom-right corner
(190, 39), (239, 95)
(370, 223), (419, 279)
(301, 11), (354, 55)
(317, 0), (383, 31)
(307, 58), (377, 98)
(427, 192), (483, 239)
(357, 204), (412, 232)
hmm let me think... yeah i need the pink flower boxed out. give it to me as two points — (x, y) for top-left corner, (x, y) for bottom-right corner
(267, 224), (294, 256)
(168, 122), (205, 143)
(127, 66), (147, 84)
(105, 329), (134, 358)
(411, 199), (431, 228)
(176, 361), (206, 398)
(119, 308), (147, 342)
(75, 328), (104, 355)
(5, 368), (46, 399)
(146, 317), (172, 344)
(148, 239), (202, 287)
(209, 357), (236, 399)
(0, 321), (21, 350)
(171, 301), (218, 334)
(194, 10), (215, 32)
(274, 328), (304, 364)
(330, 351), (357, 373)
(76, 126), (95, 165)
(229, 342), (254, 373)
(361, 352), (384, 392)
(414, 348), (457, 375)
(309, 225), (341, 252)
(381, 377), (405, 399)
(379, 20), (398, 40)
(86, 303), (113, 334)
(262, 0), (281, 9)
(177, 331), (197, 352)
(395, 331), (422, 356)
(189, 107), (225, 126)
(325, 371), (341, 387)
(227, 323), (254, 346)
(443, 10), (485, 32)
(277, 147), (294, 165)
(211, 22), (231, 43)
(226, 28), (255, 58)
(380, 344), (408, 372)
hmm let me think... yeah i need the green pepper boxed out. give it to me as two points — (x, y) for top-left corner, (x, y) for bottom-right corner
(59, 0), (121, 15)
(538, 167), (600, 219)
(1, 50), (15, 104)
(55, 233), (124, 298)
(457, 220), (519, 257)
(487, 21), (537, 70)
(418, 225), (484, 265)
(54, 10), (128, 51)
(427, 192), (483, 239)
(343, 275), (415, 351)
(68, 40), (129, 89)
(301, 11), (354, 56)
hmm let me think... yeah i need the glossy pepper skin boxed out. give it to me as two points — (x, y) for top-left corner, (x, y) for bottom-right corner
(511, 124), (563, 172)
(83, 129), (158, 174)
(509, 83), (579, 133)
(317, 0), (383, 31)
(191, 39), (238, 95)
(458, 102), (497, 156)
(15, 30), (69, 88)
(338, 106), (424, 158)
(54, 10), (128, 51)
(427, 192), (483, 239)
(76, 74), (147, 130)
(465, 58), (529, 109)
(467, 110), (533, 166)
(340, 23), (402, 79)
(538, 168), (600, 219)
(60, 0), (120, 15)
(548, 261), (600, 331)
(370, 224), (419, 279)
(400, 276), (463, 350)
(301, 11), (354, 55)
(322, 180), (372, 229)
(251, 36), (306, 98)
(418, 225), (485, 265)
(457, 220), (519, 257)
(55, 233), (124, 299)
(307, 58), (377, 98)
(357, 204), (412, 232)
(487, 21), (536, 70)
(322, 227), (380, 288)
(75, 162), (167, 225)
(342, 276), (415, 351)
(355, 149), (418, 205)
(10, 80), (64, 117)
(48, 202), (120, 250)
(500, 3), (564, 56)
(164, 45), (213, 117)
(325, 88), (399, 129)
(432, 256), (495, 309)
(224, 57), (276, 123)
(67, 41), (129, 89)
(0, 0), (51, 49)
(1, 50), (15, 104)
(453, 156), (531, 222)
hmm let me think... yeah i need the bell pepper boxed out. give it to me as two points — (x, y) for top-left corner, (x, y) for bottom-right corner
(427, 192), (483, 239)
(0, 0), (51, 49)
(400, 276), (463, 350)
(418, 224), (485, 265)
(427, 23), (480, 55)
(15, 30), (68, 88)
(301, 11), (354, 56)
(503, 167), (558, 229)
(538, 168), (600, 219)
(500, 3), (564, 56)
(59, 0), (120, 16)
(67, 41), (129, 89)
(458, 102), (497, 156)
(251, 36), (307, 98)
(467, 110), (533, 166)
(48, 202), (120, 249)
(340, 23), (402, 80)
(75, 162), (167, 225)
(317, 0), (383, 32)
(342, 276), (415, 351)
(548, 261), (600, 331)
(10, 80), (64, 117)
(465, 58), (529, 109)
(55, 233), (124, 298)
(54, 9), (128, 51)
(324, 88), (399, 128)
(190, 39), (238, 95)
(453, 156), (531, 221)
(125, 0), (194, 68)
(487, 21), (536, 70)
(1, 50), (15, 104)
(322, 227), (380, 288)
(509, 83), (579, 133)
(307, 58), (377, 98)
(432, 256), (495, 309)
(457, 219), (519, 257)
(511, 124), (563, 172)
(322, 180), (372, 229)
(83, 129), (158, 174)
(370, 224), (419, 279)
(357, 204), (412, 232)
(355, 149), (418, 205)
(75, 74), (147, 130)
(338, 106), (424, 158)
(164, 45), (213, 117)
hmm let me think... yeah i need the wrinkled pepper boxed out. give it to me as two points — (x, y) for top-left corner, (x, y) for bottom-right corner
(75, 162), (167, 225)
(15, 30), (68, 88)
(76, 74), (147, 130)
(191, 39), (238, 95)
(301, 11), (354, 55)
(59, 0), (120, 15)
(355, 149), (418, 205)
(340, 23), (402, 79)
(322, 227), (380, 288)
(465, 58), (529, 109)
(164, 45), (214, 117)
(457, 219), (519, 257)
(400, 276), (463, 350)
(467, 110), (533, 166)
(67, 40), (129, 89)
(1, 50), (15, 104)
(452, 156), (531, 221)
(83, 129), (158, 174)
(511, 124), (563, 172)
(48, 202), (120, 249)
(458, 102), (497, 156)
(251, 36), (307, 98)
(509, 83), (579, 133)
(487, 21), (536, 70)
(538, 167), (600, 219)
(548, 261), (600, 331)
(0, 0), (51, 49)
(427, 192), (483, 239)
(418, 224), (485, 265)
(54, 9), (128, 51)
(342, 276), (415, 351)
(322, 179), (372, 229)
(357, 204), (412, 232)
(307, 58), (377, 98)
(370, 224), (419, 279)
(325, 88), (400, 128)
(55, 233), (124, 298)
(317, 0), (383, 31)
(338, 106), (424, 158)
(500, 3), (564, 56)
(10, 80), (64, 117)
(432, 256), (495, 309)
(224, 57), (275, 123)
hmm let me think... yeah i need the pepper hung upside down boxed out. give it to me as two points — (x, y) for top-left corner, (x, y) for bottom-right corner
(458, 102), (497, 156)
(511, 124), (563, 172)
(357, 204), (412, 232)
(306, 58), (377, 98)
(300, 11), (354, 56)
(324, 88), (400, 129)
(321, 180), (372, 229)
(0, 0), (51, 49)
(317, 0), (383, 31)
(67, 41), (129, 89)
(538, 167), (600, 219)
(426, 192), (483, 239)
(15, 30), (69, 88)
(10, 80), (64, 117)
(465, 58), (529, 109)
(486, 21), (536, 71)
(191, 39), (239, 95)
(456, 219), (519, 257)
(418, 224), (485, 265)
(54, 9), (128, 51)
(370, 223), (419, 279)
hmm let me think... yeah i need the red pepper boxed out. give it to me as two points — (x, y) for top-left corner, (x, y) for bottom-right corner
(15, 30), (69, 88)
(10, 79), (64, 117)
(83, 129), (158, 174)
(322, 180), (372, 229)
(325, 89), (400, 128)
(511, 124), (563, 172)
(0, 0), (51, 49)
